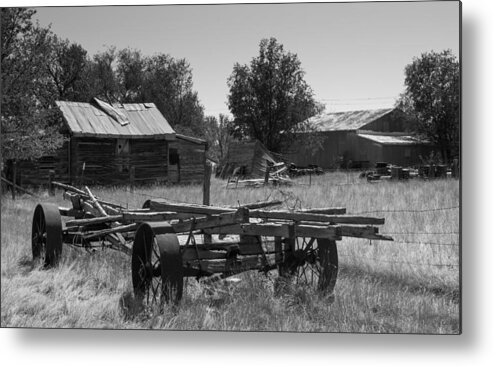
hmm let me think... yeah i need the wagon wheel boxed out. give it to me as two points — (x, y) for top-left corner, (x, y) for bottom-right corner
(132, 223), (183, 308)
(32, 203), (63, 267)
(278, 237), (338, 295)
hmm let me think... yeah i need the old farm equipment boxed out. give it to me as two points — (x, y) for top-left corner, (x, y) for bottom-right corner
(32, 182), (392, 306)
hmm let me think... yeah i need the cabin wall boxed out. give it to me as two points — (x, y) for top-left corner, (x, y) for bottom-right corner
(71, 136), (168, 185)
(168, 138), (206, 184)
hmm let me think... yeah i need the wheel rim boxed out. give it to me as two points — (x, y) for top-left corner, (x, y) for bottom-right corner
(282, 237), (338, 294)
(32, 203), (62, 267)
(132, 223), (183, 308)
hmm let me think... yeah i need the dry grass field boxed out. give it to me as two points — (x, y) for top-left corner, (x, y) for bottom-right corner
(0, 172), (460, 333)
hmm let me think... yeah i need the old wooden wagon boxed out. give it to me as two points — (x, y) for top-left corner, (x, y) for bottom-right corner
(32, 182), (392, 306)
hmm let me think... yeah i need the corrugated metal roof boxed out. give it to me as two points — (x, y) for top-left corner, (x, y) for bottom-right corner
(56, 100), (175, 138)
(358, 133), (429, 145)
(307, 108), (395, 131)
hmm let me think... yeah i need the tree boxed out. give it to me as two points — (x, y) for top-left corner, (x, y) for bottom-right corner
(397, 50), (460, 162)
(45, 34), (89, 101)
(203, 114), (234, 163)
(227, 37), (322, 152)
(141, 54), (204, 135)
(1, 8), (66, 167)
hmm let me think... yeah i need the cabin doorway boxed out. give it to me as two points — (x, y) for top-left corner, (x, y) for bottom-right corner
(168, 147), (180, 183)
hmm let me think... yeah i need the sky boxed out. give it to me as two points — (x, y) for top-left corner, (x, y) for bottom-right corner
(30, 1), (460, 116)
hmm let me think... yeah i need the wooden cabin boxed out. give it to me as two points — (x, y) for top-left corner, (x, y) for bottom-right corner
(13, 98), (207, 187)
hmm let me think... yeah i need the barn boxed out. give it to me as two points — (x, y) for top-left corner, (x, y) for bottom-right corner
(219, 140), (277, 179)
(12, 98), (206, 187)
(284, 108), (435, 168)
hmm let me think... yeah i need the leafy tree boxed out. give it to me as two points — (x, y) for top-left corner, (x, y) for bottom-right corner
(141, 54), (204, 135)
(1, 8), (65, 167)
(90, 47), (120, 103)
(117, 48), (145, 102)
(227, 37), (322, 152)
(203, 114), (234, 163)
(45, 34), (89, 101)
(397, 49), (460, 161)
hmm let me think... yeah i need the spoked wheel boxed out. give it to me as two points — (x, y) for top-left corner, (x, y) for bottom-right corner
(132, 223), (184, 308)
(279, 237), (338, 294)
(32, 203), (63, 267)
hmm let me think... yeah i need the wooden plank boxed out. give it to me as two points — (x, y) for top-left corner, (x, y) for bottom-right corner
(171, 208), (249, 233)
(82, 223), (138, 239)
(203, 223), (293, 237)
(122, 211), (204, 222)
(147, 199), (238, 215)
(339, 225), (393, 241)
(298, 207), (347, 215)
(295, 225), (341, 240)
(81, 201), (99, 217)
(65, 215), (123, 227)
(249, 210), (384, 225)
(84, 186), (108, 217)
(237, 200), (282, 210)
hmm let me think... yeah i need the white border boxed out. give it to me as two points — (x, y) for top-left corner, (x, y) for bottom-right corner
(2, 1), (491, 365)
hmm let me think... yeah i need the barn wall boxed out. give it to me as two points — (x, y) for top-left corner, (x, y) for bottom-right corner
(363, 109), (416, 132)
(381, 144), (436, 167)
(350, 135), (383, 166)
(285, 131), (352, 169)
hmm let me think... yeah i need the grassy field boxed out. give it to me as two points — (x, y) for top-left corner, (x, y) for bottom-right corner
(0, 172), (460, 333)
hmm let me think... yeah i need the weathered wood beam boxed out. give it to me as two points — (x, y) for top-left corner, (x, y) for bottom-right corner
(297, 207), (347, 215)
(339, 225), (393, 241)
(81, 201), (99, 217)
(122, 211), (203, 222)
(295, 225), (342, 240)
(84, 186), (108, 217)
(235, 200), (283, 210)
(249, 210), (384, 225)
(147, 199), (238, 215)
(203, 223), (294, 237)
(171, 208), (249, 233)
(65, 215), (123, 227)
(82, 223), (138, 239)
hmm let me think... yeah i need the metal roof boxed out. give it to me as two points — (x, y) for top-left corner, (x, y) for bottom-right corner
(358, 133), (429, 145)
(306, 108), (395, 132)
(56, 100), (175, 139)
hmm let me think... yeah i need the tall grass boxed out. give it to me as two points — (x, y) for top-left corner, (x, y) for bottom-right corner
(1, 173), (460, 333)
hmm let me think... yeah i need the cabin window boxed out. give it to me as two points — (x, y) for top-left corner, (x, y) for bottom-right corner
(404, 148), (411, 158)
(116, 138), (130, 173)
(169, 148), (180, 165)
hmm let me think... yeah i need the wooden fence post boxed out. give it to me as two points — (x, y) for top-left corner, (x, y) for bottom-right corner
(203, 163), (212, 244)
(12, 160), (16, 200)
(48, 170), (55, 196)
